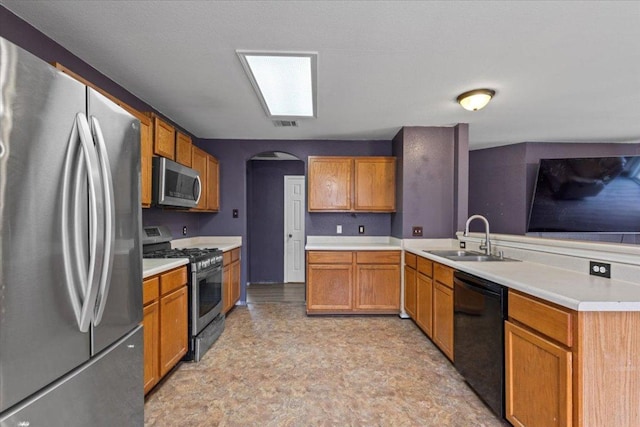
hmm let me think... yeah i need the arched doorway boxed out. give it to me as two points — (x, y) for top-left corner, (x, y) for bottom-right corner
(245, 151), (305, 289)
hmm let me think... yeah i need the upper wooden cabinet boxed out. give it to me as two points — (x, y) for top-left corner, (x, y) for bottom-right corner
(189, 146), (219, 213)
(191, 146), (208, 211)
(175, 132), (193, 167)
(354, 157), (396, 211)
(307, 156), (396, 212)
(206, 155), (220, 211)
(147, 113), (176, 160)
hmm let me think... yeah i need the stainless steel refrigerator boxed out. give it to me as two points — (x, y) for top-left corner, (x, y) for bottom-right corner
(0, 37), (143, 426)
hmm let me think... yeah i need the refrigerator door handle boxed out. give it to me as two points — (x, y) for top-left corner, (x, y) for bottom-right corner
(90, 116), (115, 325)
(194, 174), (202, 204)
(61, 113), (105, 332)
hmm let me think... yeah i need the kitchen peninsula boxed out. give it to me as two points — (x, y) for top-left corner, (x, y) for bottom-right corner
(307, 233), (640, 427)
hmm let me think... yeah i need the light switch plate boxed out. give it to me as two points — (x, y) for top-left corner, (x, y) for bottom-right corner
(358, 225), (365, 234)
(336, 225), (342, 234)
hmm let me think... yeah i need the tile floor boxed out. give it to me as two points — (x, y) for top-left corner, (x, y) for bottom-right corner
(144, 296), (505, 426)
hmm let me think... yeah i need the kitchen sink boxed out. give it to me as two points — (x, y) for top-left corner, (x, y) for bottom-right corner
(424, 250), (520, 262)
(424, 250), (482, 257)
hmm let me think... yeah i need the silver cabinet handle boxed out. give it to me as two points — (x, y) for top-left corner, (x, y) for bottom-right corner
(90, 116), (115, 326)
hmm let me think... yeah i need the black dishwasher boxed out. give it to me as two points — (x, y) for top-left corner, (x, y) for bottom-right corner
(453, 271), (508, 419)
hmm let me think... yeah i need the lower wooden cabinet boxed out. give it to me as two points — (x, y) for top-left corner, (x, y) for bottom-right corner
(223, 247), (241, 314)
(142, 266), (188, 395)
(404, 253), (453, 360)
(404, 262), (417, 319)
(159, 286), (188, 377)
(432, 281), (454, 361)
(505, 320), (572, 427)
(415, 272), (433, 337)
(505, 290), (574, 427)
(142, 301), (159, 393)
(306, 250), (400, 314)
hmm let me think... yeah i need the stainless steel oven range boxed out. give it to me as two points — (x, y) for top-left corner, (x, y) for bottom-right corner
(143, 226), (224, 361)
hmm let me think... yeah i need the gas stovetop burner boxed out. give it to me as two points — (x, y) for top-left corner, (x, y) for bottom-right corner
(146, 248), (220, 259)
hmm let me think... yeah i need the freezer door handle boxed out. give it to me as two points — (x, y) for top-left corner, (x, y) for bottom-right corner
(61, 113), (105, 332)
(90, 116), (115, 326)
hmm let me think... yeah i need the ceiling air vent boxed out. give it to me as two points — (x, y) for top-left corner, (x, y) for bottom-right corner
(272, 120), (299, 128)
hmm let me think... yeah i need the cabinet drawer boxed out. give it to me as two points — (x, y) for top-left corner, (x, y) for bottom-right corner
(417, 257), (433, 277)
(405, 252), (417, 269)
(223, 250), (232, 266)
(509, 291), (573, 347)
(143, 277), (159, 305)
(434, 263), (454, 288)
(307, 251), (353, 264)
(160, 267), (188, 296)
(356, 251), (400, 264)
(231, 248), (240, 262)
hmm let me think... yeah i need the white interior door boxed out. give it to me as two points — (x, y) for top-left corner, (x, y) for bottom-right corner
(284, 175), (305, 283)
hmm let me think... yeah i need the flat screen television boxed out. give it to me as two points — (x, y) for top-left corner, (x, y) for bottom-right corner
(527, 156), (640, 233)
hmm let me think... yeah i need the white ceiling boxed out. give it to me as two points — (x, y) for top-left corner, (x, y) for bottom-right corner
(3, 1), (640, 149)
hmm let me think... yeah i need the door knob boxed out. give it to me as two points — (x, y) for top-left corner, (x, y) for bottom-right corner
(288, 234), (292, 238)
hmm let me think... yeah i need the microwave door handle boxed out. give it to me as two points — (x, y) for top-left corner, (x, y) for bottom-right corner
(75, 113), (105, 332)
(194, 174), (202, 204)
(90, 117), (115, 325)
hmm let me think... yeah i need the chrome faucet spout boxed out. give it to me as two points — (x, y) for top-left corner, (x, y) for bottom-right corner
(464, 215), (491, 255)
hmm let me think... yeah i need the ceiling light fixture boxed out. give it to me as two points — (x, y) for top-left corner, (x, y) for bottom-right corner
(456, 89), (495, 111)
(237, 50), (317, 118)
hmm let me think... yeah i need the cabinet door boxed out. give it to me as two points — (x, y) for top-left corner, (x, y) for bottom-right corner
(230, 260), (241, 307)
(505, 321), (572, 427)
(206, 155), (220, 211)
(354, 157), (396, 212)
(404, 265), (417, 319)
(159, 286), (188, 376)
(416, 273), (433, 337)
(191, 146), (208, 210)
(139, 115), (153, 207)
(307, 157), (352, 211)
(222, 264), (232, 314)
(175, 132), (192, 167)
(433, 282), (454, 361)
(355, 264), (400, 311)
(307, 264), (353, 312)
(152, 116), (176, 160)
(142, 301), (159, 394)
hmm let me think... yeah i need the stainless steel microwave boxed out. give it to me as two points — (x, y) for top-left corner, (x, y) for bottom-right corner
(152, 157), (201, 208)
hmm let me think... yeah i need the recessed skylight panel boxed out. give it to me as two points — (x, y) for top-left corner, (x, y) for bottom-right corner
(238, 51), (317, 118)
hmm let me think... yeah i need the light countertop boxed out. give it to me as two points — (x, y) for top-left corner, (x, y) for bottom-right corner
(142, 236), (242, 278)
(305, 236), (402, 251)
(406, 245), (640, 312)
(143, 258), (189, 279)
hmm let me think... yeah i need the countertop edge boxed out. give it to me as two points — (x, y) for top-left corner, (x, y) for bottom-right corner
(143, 258), (189, 279)
(405, 247), (640, 312)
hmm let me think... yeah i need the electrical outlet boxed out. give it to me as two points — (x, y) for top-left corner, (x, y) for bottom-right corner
(182, 226), (188, 236)
(358, 225), (365, 234)
(336, 225), (342, 234)
(412, 226), (423, 237)
(589, 261), (611, 278)
(459, 241), (466, 249)
(232, 209), (239, 218)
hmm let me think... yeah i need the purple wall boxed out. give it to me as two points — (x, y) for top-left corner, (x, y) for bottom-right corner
(391, 126), (468, 238)
(247, 160), (305, 283)
(469, 141), (640, 243)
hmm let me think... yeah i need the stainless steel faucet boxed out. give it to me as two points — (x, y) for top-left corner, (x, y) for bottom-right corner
(464, 215), (491, 256)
